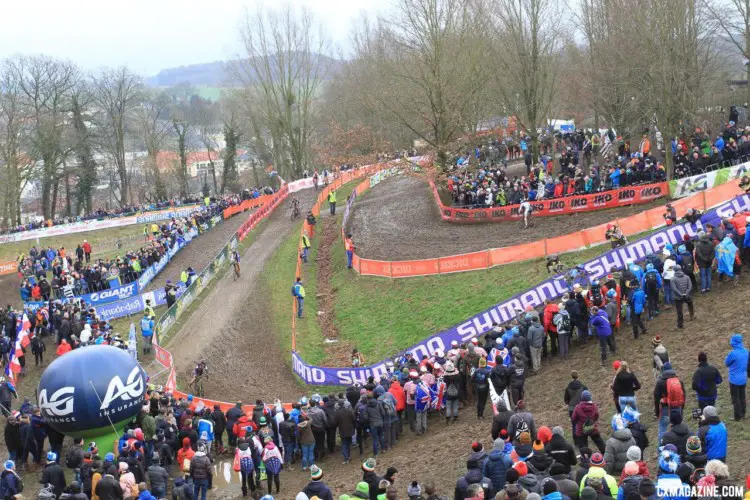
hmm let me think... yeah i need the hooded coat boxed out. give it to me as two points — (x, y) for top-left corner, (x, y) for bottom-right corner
(724, 334), (748, 386)
(603, 428), (636, 475)
(545, 434), (577, 473)
(482, 448), (513, 491)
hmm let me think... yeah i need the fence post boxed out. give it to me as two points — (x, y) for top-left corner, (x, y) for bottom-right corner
(543, 239), (548, 257)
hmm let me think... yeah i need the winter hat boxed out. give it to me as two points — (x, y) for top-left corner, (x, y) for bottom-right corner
(626, 445), (642, 462)
(623, 461), (639, 476)
(698, 352), (708, 363)
(703, 406), (717, 418)
(639, 478), (656, 497)
(407, 481), (422, 497)
(104, 453), (115, 463)
(518, 431), (532, 445)
(590, 453), (605, 467)
(663, 362), (672, 371)
(3, 461), (13, 471)
(581, 390), (592, 402)
(310, 465), (323, 480)
(612, 360), (621, 371)
(296, 493), (310, 500)
(505, 468), (520, 484)
(537, 426), (552, 444)
(580, 487), (597, 500)
(658, 449), (680, 473)
(355, 482), (370, 496)
(47, 451), (57, 463)
(119, 462), (128, 471)
(493, 438), (505, 452)
(478, 357), (487, 367)
(542, 479), (558, 495)
(515, 400), (526, 410)
(662, 443), (678, 453)
(362, 458), (377, 472)
(687, 435), (702, 455)
(652, 336), (662, 346)
(552, 426), (565, 437)
(513, 461), (528, 476)
(532, 440), (545, 452)
(670, 410), (683, 426)
(471, 442), (483, 453)
(677, 462), (695, 483)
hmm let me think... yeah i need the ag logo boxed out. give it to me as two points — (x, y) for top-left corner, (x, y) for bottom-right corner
(39, 387), (75, 416)
(100, 367), (144, 410)
(676, 175), (707, 196)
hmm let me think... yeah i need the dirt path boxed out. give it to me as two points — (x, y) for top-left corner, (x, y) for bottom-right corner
(165, 190), (317, 402)
(143, 213), (249, 292)
(348, 175), (665, 260)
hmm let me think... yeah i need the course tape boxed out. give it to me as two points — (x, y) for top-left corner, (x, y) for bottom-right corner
(292, 181), (744, 385)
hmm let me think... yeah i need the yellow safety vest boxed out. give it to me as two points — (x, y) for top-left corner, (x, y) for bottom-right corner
(204, 196), (210, 206)
(328, 191), (337, 204)
(302, 234), (311, 248)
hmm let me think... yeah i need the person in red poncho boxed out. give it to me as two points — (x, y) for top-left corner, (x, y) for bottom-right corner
(55, 339), (71, 356)
(542, 300), (559, 357)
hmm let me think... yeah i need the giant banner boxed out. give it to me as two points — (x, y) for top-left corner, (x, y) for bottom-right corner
(439, 182), (668, 223)
(292, 191), (749, 385)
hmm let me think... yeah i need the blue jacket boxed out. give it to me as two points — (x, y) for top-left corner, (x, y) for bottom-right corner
(744, 225), (750, 248)
(590, 309), (612, 337)
(698, 417), (727, 460)
(140, 317), (154, 337)
(482, 449), (513, 491)
(629, 264), (644, 283)
(724, 334), (749, 385)
(655, 475), (691, 500)
(542, 492), (564, 500)
(630, 289), (646, 314)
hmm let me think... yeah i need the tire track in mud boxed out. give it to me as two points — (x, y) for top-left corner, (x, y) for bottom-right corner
(164, 190), (317, 401)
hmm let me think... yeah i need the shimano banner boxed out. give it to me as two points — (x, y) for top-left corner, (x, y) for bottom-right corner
(293, 193), (750, 385)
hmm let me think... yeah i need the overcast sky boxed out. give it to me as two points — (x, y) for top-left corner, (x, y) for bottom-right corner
(0, 0), (384, 76)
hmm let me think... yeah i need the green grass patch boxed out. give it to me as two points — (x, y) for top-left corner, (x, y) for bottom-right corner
(0, 224), (148, 263)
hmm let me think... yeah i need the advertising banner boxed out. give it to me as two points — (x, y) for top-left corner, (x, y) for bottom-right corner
(439, 182), (668, 223)
(292, 192), (750, 385)
(0, 261), (16, 276)
(669, 161), (750, 199)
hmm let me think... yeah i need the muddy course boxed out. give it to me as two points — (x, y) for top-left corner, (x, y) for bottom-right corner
(348, 175), (665, 260)
(164, 189), (318, 402)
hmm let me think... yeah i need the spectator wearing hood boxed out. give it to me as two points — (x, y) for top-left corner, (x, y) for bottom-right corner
(526, 440), (554, 479)
(483, 438), (513, 492)
(723, 333), (748, 421)
(491, 400), (513, 441)
(544, 426), (577, 474)
(572, 390), (605, 454)
(589, 307), (615, 366)
(691, 352), (722, 410)
(694, 231), (714, 292)
(696, 406), (727, 461)
(525, 316), (545, 375)
(670, 265), (694, 329)
(507, 401), (535, 444)
(603, 416), (636, 477)
(659, 411), (692, 459)
(552, 303), (571, 360)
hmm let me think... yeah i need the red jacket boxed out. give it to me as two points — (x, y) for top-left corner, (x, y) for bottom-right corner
(388, 384), (406, 411)
(553, 183), (564, 197)
(82, 242), (92, 254)
(571, 401), (600, 437)
(543, 304), (558, 333)
(56, 341), (72, 356)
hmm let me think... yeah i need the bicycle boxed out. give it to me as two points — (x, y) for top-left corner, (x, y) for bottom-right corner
(290, 199), (301, 221)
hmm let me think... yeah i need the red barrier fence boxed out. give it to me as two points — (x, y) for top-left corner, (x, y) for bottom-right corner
(434, 180), (669, 223)
(346, 178), (743, 278)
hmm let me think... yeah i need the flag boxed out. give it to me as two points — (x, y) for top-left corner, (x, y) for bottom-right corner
(431, 381), (445, 411)
(600, 134), (612, 158)
(716, 237), (738, 277)
(165, 367), (177, 392)
(127, 323), (137, 360)
(415, 382), (432, 413)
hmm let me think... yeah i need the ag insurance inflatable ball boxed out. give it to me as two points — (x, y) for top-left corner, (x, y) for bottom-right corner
(37, 345), (147, 437)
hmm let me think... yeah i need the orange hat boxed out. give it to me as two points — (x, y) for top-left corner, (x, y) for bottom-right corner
(513, 462), (528, 476)
(613, 360), (621, 371)
(536, 426), (553, 444)
(532, 440), (544, 452)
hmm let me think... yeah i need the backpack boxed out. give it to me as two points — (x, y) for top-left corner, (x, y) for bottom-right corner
(681, 252), (694, 270)
(65, 447), (82, 469)
(356, 404), (369, 427)
(514, 420), (530, 442)
(380, 398), (396, 418)
(559, 314), (572, 333)
(589, 286), (603, 306)
(446, 382), (459, 399)
(665, 377), (685, 408)
(585, 476), (612, 497)
(526, 460), (551, 481)
(645, 272), (658, 290)
(582, 417), (596, 436)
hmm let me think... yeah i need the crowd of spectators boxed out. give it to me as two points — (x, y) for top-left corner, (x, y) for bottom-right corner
(446, 123), (750, 208)
(15, 201), (231, 302)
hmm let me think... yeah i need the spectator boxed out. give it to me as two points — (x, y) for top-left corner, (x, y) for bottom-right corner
(723, 333), (748, 421)
(697, 406), (727, 462)
(691, 352), (722, 410)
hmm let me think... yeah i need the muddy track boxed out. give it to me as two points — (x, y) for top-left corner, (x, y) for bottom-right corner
(164, 190), (317, 402)
(348, 175), (665, 260)
(143, 213), (249, 292)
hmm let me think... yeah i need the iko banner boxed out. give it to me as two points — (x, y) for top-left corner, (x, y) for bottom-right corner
(439, 183), (668, 223)
(293, 192), (750, 385)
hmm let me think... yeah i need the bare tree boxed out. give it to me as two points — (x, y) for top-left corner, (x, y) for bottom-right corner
(135, 90), (172, 200)
(490, 0), (566, 162)
(0, 61), (35, 227)
(90, 67), (142, 207)
(235, 5), (331, 179)
(704, 0), (750, 106)
(351, 0), (490, 165)
(193, 97), (221, 193)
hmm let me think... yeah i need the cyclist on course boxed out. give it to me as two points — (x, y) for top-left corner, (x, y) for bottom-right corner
(519, 198), (533, 229)
(190, 359), (208, 395)
(291, 198), (301, 220)
(231, 250), (241, 279)
(605, 223), (628, 249)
